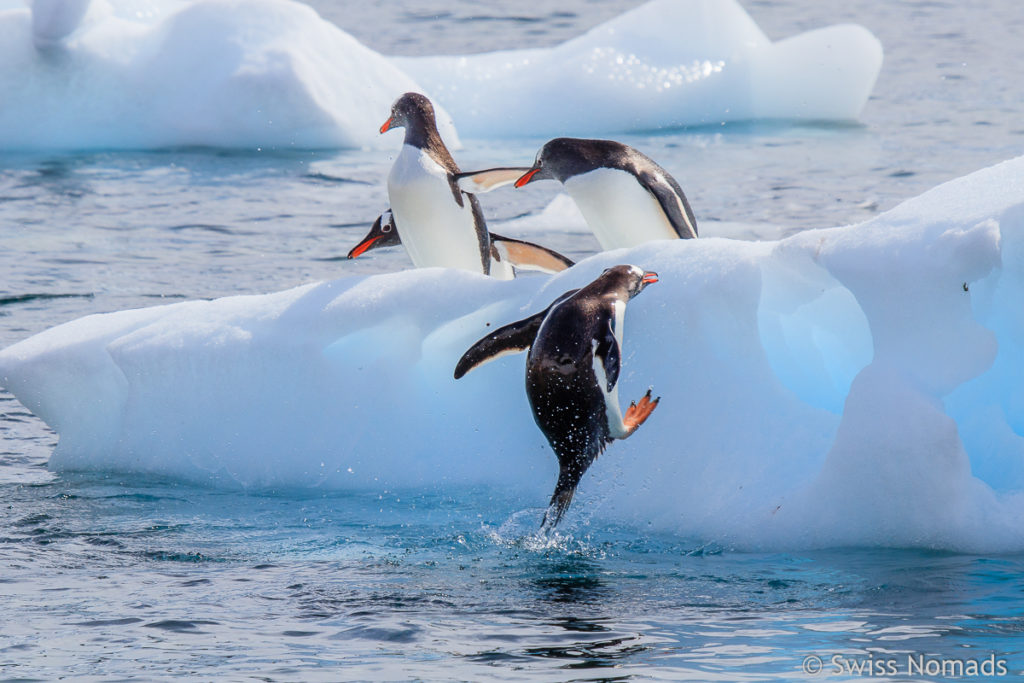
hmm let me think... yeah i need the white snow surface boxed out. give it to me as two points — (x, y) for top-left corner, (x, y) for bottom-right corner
(4, 157), (1024, 552)
(0, 0), (881, 150)
(0, 0), (459, 150)
(396, 0), (883, 137)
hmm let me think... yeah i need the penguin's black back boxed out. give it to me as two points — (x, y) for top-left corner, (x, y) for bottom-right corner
(525, 294), (612, 479)
(540, 137), (698, 238)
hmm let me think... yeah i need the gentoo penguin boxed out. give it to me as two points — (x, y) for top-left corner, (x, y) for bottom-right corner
(454, 265), (660, 529)
(458, 138), (698, 250)
(347, 209), (575, 275)
(347, 210), (400, 259)
(378, 92), (499, 277)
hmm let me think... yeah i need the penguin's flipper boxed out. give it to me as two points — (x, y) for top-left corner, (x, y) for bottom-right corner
(622, 388), (660, 437)
(468, 194), (492, 275)
(454, 167), (532, 195)
(454, 310), (546, 379)
(454, 288), (579, 379)
(449, 181), (466, 207)
(347, 210), (401, 259)
(636, 169), (698, 239)
(489, 232), (574, 274)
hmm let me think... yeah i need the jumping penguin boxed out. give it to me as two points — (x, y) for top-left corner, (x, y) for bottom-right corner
(454, 265), (661, 529)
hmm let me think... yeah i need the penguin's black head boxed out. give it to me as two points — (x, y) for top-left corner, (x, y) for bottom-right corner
(516, 137), (572, 187)
(380, 92), (435, 135)
(347, 210), (400, 259)
(515, 137), (624, 187)
(597, 264), (659, 299)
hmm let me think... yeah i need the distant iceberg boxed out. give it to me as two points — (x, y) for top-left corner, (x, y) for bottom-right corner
(0, 0), (459, 150)
(0, 0), (881, 151)
(397, 0), (884, 137)
(3, 156), (1024, 552)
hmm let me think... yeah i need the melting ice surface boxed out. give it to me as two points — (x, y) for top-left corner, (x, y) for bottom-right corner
(396, 0), (883, 137)
(0, 0), (881, 150)
(0, 0), (459, 150)
(3, 156), (1024, 553)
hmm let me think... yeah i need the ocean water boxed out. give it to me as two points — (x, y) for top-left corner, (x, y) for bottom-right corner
(2, 0), (1024, 680)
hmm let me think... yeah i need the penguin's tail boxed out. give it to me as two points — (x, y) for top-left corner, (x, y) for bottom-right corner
(540, 490), (574, 532)
(540, 473), (578, 531)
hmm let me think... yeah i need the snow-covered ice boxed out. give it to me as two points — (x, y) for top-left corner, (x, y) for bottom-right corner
(396, 0), (883, 137)
(3, 156), (1024, 552)
(0, 0), (881, 150)
(0, 0), (458, 150)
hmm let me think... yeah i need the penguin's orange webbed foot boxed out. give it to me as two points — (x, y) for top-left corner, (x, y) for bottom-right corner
(623, 388), (660, 434)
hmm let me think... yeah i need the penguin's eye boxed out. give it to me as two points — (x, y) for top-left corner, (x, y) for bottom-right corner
(382, 223), (392, 233)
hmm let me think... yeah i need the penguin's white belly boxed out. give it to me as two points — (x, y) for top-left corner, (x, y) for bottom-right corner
(595, 299), (630, 439)
(387, 145), (486, 274)
(564, 168), (678, 250)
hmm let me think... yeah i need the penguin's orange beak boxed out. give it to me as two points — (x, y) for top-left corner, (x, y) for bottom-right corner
(514, 167), (540, 188)
(379, 117), (394, 134)
(347, 235), (383, 259)
(642, 271), (659, 285)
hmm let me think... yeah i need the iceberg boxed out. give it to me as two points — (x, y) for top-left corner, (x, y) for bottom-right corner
(0, 0), (881, 151)
(395, 0), (883, 137)
(0, 0), (459, 150)
(3, 156), (1024, 552)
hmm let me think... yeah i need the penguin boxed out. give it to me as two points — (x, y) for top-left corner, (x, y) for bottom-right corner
(379, 92), (511, 278)
(457, 138), (698, 250)
(516, 138), (698, 248)
(380, 92), (492, 275)
(454, 264), (660, 529)
(346, 210), (400, 259)
(347, 209), (575, 275)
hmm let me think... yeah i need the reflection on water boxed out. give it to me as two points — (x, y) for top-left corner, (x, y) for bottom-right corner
(0, 464), (1021, 680)
(531, 558), (609, 604)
